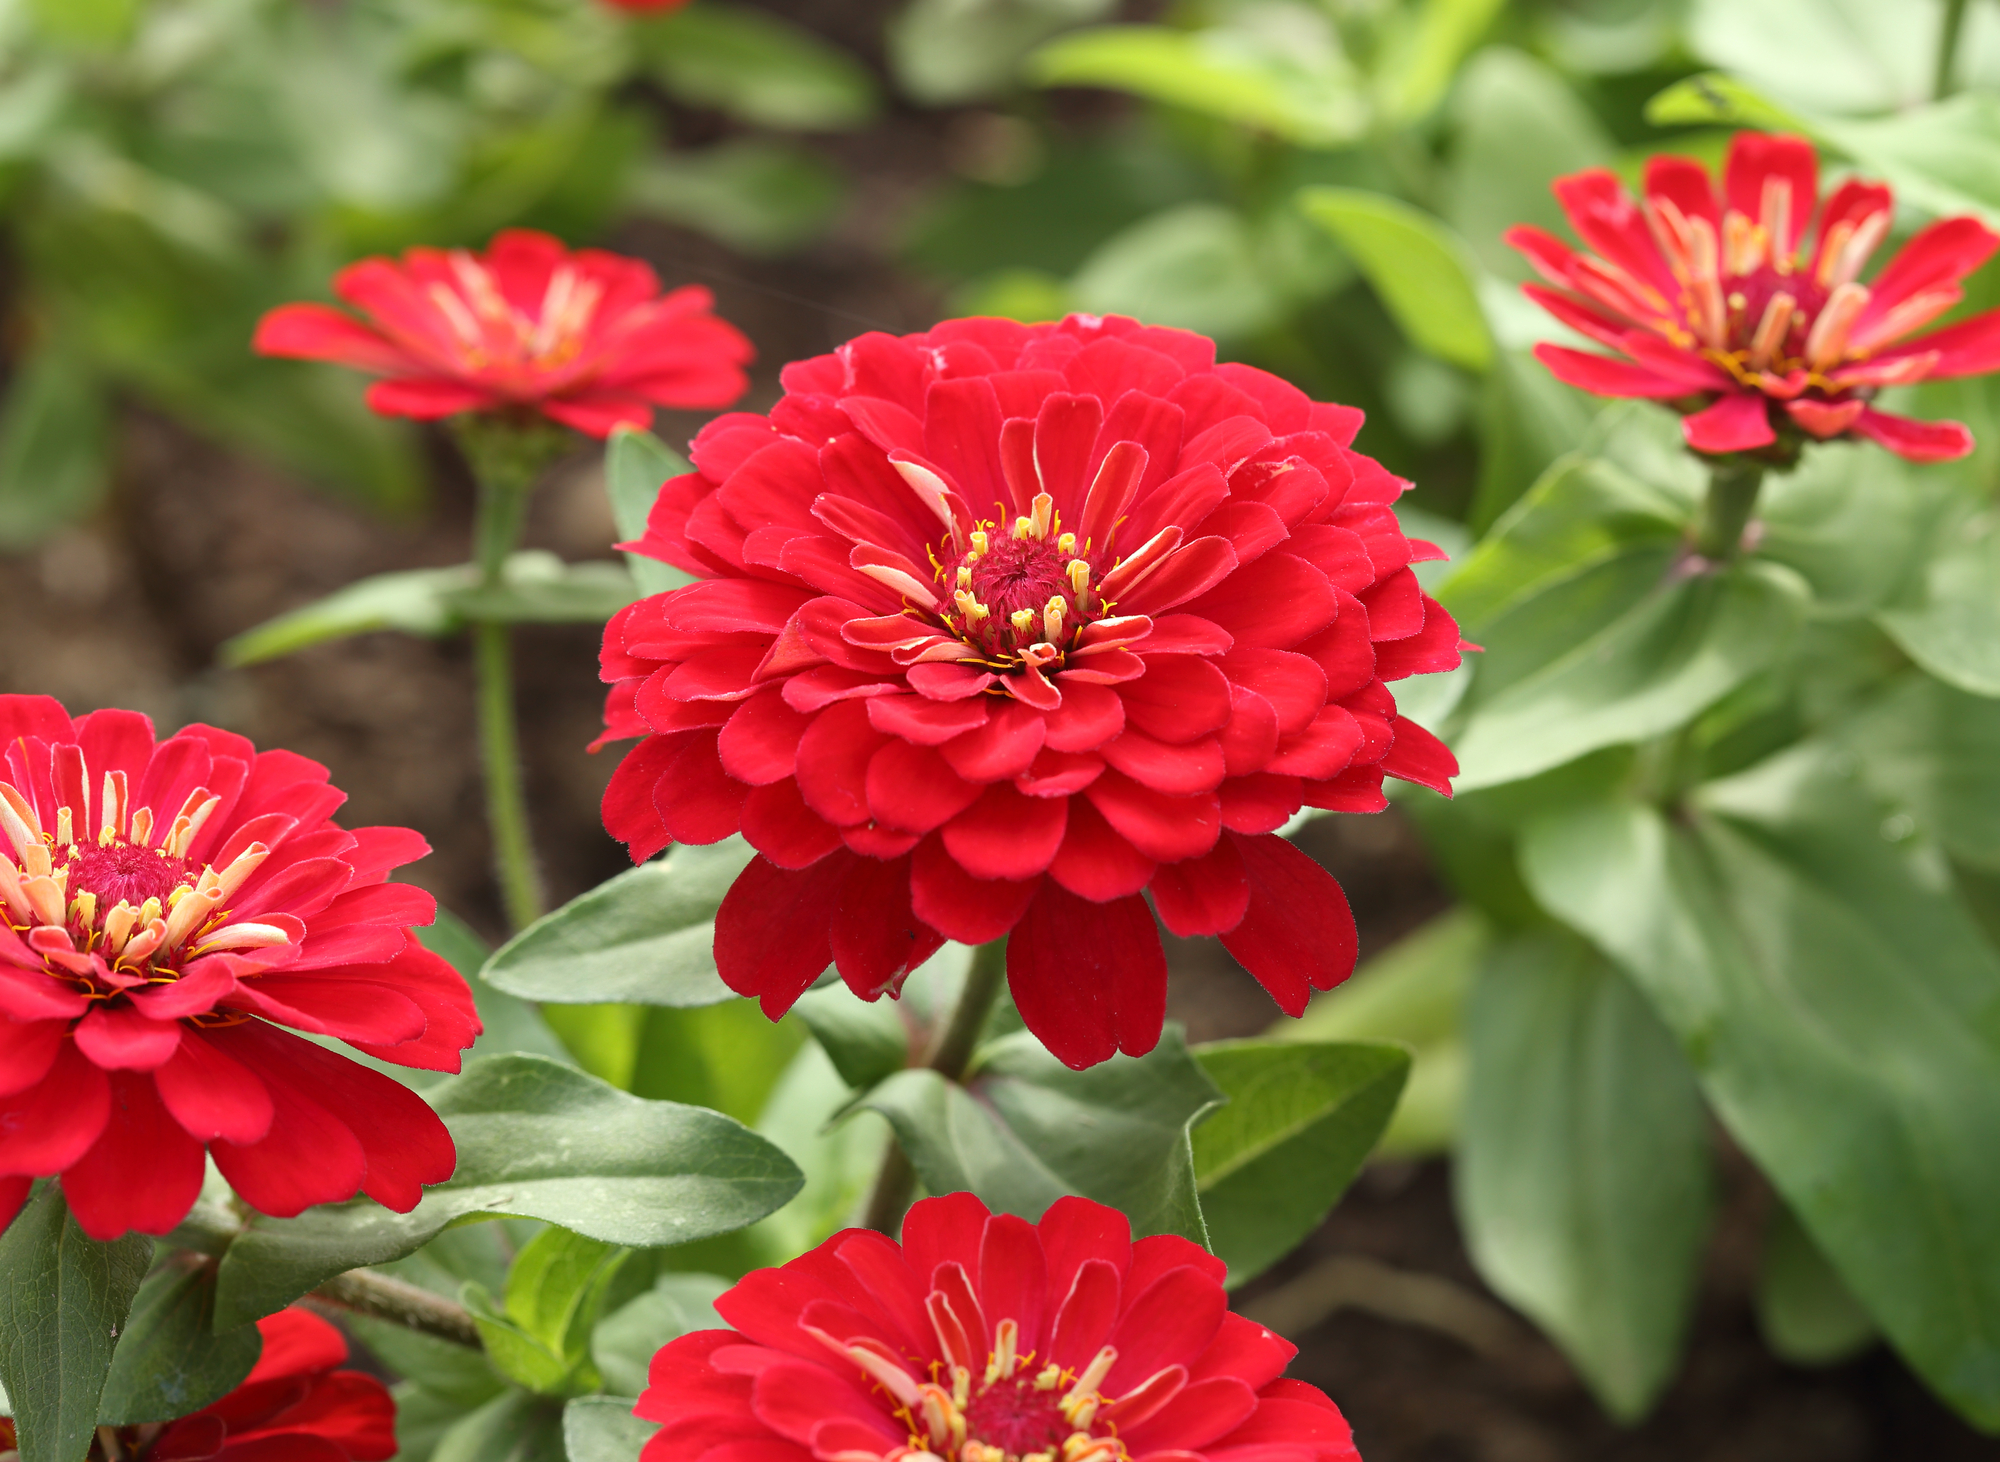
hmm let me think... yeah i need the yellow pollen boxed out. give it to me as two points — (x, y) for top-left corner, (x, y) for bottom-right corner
(1727, 291), (1747, 311)
(1034, 1364), (1063, 1391)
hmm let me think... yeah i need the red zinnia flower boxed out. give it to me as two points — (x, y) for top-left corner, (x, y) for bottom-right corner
(0, 696), (479, 1241)
(0, 1307), (400, 1461)
(637, 1192), (1360, 1462)
(600, 0), (694, 10)
(1510, 132), (2000, 462)
(598, 314), (1462, 1069)
(254, 229), (752, 437)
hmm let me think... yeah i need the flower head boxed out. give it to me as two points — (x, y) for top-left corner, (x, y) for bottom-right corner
(637, 1192), (1359, 1462)
(1, 1307), (400, 1461)
(1511, 132), (2000, 463)
(255, 229), (752, 438)
(599, 314), (1463, 1069)
(0, 696), (479, 1240)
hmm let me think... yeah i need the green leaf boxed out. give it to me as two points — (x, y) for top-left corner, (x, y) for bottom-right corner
(98, 1266), (260, 1426)
(593, 1273), (727, 1397)
(387, 1379), (471, 1462)
(1451, 558), (1810, 791)
(0, 1184), (153, 1462)
(1373, 0), (1506, 124)
(1297, 188), (1493, 371)
(1821, 95), (2000, 228)
(483, 841), (754, 1006)
(507, 1228), (630, 1386)
(0, 346), (109, 550)
(794, 984), (913, 1093)
(1070, 203), (1280, 341)
(220, 552), (636, 666)
(423, 912), (577, 1075)
(859, 1026), (1223, 1242)
(627, 141), (846, 258)
(1279, 908), (1490, 1155)
(1456, 932), (1712, 1421)
(1835, 674), (2000, 872)
(1687, 0), (1975, 117)
(1443, 47), (1613, 282)
(604, 428), (689, 582)
(1878, 509), (2000, 697)
(212, 1054), (803, 1329)
(735, 1040), (891, 1270)
(642, 3), (878, 132)
(1756, 441), (1949, 620)
(564, 1396), (660, 1462)
(888, 0), (1121, 105)
(1756, 1200), (1876, 1366)
(430, 1389), (566, 1462)
(1642, 72), (1810, 132)
(1518, 747), (2000, 1428)
(1028, 25), (1367, 148)
(1190, 1041), (1409, 1285)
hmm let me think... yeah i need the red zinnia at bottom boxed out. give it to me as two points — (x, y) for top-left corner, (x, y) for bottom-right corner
(637, 1192), (1360, 1462)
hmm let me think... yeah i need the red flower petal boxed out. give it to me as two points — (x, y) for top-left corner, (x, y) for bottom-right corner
(1851, 406), (1974, 462)
(829, 855), (945, 1001)
(1150, 838), (1251, 937)
(1379, 716), (1458, 796)
(1218, 834), (1357, 1016)
(1722, 132), (1817, 257)
(909, 836), (1037, 944)
(0, 1043), (110, 1176)
(943, 783), (1068, 881)
(715, 854), (852, 1018)
(1531, 344), (1693, 399)
(157, 1029), (275, 1145)
(62, 1072), (205, 1239)
(1049, 797), (1156, 902)
(1007, 883), (1166, 1069)
(1681, 392), (1776, 455)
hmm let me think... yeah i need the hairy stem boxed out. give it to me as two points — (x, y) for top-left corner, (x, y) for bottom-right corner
(1692, 459), (1764, 561)
(859, 940), (1009, 1235)
(312, 1267), (482, 1349)
(1937, 0), (1971, 98)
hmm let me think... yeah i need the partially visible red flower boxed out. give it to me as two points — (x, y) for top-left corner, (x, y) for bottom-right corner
(255, 229), (752, 437)
(0, 1307), (401, 1461)
(598, 313), (1463, 1070)
(601, 0), (694, 10)
(1510, 132), (2000, 463)
(637, 1192), (1361, 1462)
(0, 696), (479, 1241)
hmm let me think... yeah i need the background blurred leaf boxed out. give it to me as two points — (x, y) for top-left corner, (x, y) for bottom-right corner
(564, 1396), (660, 1462)
(1836, 673), (2000, 871)
(889, 0), (1118, 104)
(430, 1388), (566, 1462)
(1029, 23), (1367, 148)
(592, 1272), (726, 1397)
(1071, 202), (1279, 339)
(1877, 509), (2000, 696)
(643, 3), (878, 131)
(0, 343), (109, 549)
(1374, 0), (1505, 125)
(1298, 188), (1493, 371)
(627, 141), (846, 257)
(0, 1185), (153, 1462)
(605, 427), (695, 597)
(1457, 932), (1712, 1422)
(1191, 1040), (1409, 1286)
(98, 1266), (260, 1426)
(1684, 0), (2000, 116)
(1755, 1199), (1876, 1366)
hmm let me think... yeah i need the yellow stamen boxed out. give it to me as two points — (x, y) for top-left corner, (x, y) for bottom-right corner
(1748, 292), (1796, 370)
(1043, 595), (1068, 645)
(1030, 492), (1055, 539)
(1067, 559), (1091, 596)
(968, 529), (989, 557)
(1056, 531), (1077, 556)
(54, 807), (73, 849)
(70, 890), (96, 930)
(955, 590), (989, 624)
(1010, 608), (1036, 636)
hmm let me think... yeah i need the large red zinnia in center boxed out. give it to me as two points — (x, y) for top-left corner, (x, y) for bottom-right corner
(600, 314), (1462, 1069)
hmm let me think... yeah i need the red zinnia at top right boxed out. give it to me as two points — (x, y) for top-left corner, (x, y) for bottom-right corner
(1510, 131), (2000, 464)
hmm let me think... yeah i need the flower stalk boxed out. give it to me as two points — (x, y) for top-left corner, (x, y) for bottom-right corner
(859, 939), (1009, 1235)
(312, 1266), (483, 1349)
(1938, 0), (1971, 98)
(1692, 459), (1765, 562)
(456, 417), (569, 931)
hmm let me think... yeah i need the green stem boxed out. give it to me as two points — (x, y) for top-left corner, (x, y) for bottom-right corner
(859, 940), (1010, 1235)
(453, 417), (568, 932)
(1692, 459), (1765, 561)
(1937, 0), (1971, 98)
(312, 1267), (482, 1349)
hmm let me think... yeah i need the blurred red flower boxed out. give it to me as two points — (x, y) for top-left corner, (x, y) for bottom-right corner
(255, 229), (751, 437)
(636, 1191), (1360, 1462)
(598, 314), (1463, 1069)
(0, 1307), (400, 1461)
(600, 0), (694, 10)
(1511, 132), (2000, 463)
(0, 696), (479, 1240)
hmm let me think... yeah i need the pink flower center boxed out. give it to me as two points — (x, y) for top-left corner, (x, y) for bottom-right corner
(962, 1374), (1073, 1458)
(949, 521), (1100, 661)
(65, 842), (191, 908)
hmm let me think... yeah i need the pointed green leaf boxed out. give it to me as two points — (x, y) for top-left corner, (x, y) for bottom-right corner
(641, 3), (878, 131)
(1878, 509), (2000, 697)
(564, 1396), (660, 1462)
(594, 1273), (727, 1398)
(1755, 1200), (1876, 1366)
(483, 841), (753, 1007)
(98, 1266), (260, 1425)
(431, 1389), (566, 1462)
(212, 1055), (803, 1329)
(1456, 932), (1712, 1421)
(1297, 188), (1492, 370)
(859, 1027), (1223, 1243)
(1519, 748), (2000, 1427)
(1191, 1040), (1409, 1285)
(0, 1185), (153, 1462)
